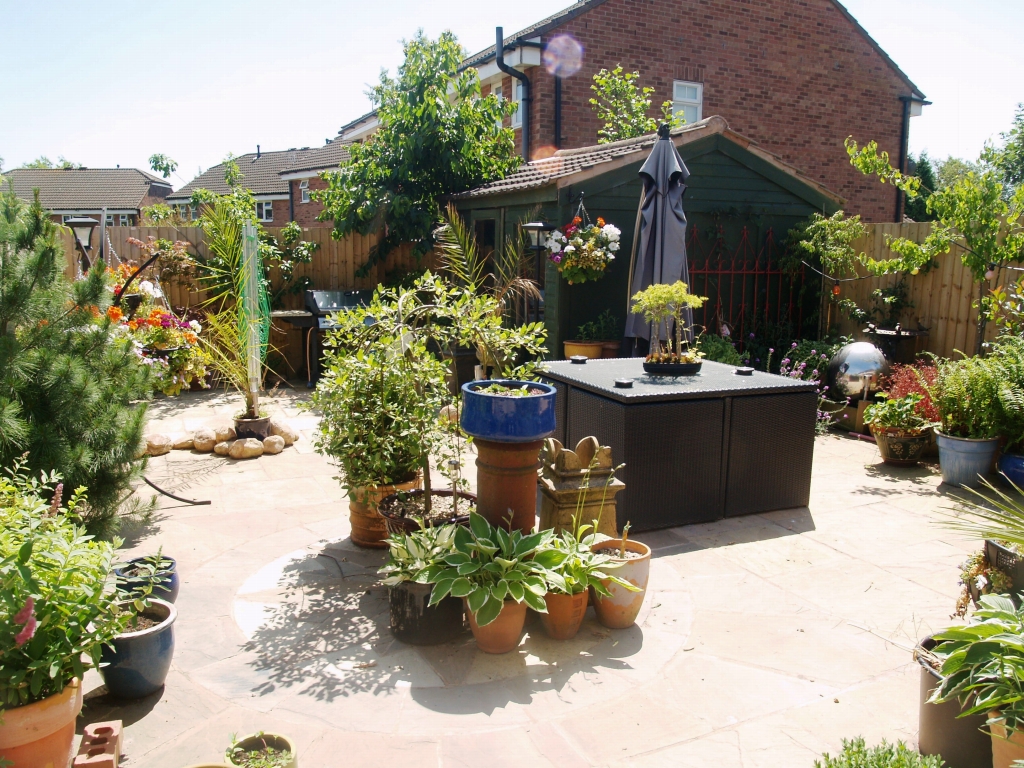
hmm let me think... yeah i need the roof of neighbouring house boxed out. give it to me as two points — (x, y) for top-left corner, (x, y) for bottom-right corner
(280, 140), (353, 176)
(2, 167), (171, 211)
(167, 148), (317, 201)
(453, 115), (844, 205)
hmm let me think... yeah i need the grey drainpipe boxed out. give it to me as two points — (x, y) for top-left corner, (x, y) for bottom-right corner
(288, 181), (295, 222)
(495, 27), (530, 161)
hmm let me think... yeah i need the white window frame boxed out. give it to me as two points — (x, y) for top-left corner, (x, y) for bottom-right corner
(299, 179), (311, 204)
(119, 214), (130, 227)
(105, 214), (114, 227)
(511, 81), (523, 128)
(671, 80), (704, 125)
(493, 85), (504, 129)
(62, 214), (73, 223)
(256, 201), (274, 222)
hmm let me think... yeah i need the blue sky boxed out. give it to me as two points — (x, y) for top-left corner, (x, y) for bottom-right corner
(1, 0), (1019, 190)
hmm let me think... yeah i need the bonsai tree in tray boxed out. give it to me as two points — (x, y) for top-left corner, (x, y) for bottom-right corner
(630, 280), (707, 374)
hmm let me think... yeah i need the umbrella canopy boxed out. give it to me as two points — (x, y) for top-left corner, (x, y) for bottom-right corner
(624, 124), (693, 348)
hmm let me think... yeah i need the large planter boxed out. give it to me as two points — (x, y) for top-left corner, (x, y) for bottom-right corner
(590, 539), (651, 629)
(388, 581), (465, 646)
(227, 732), (297, 768)
(563, 340), (604, 359)
(0, 679), (81, 768)
(869, 425), (931, 466)
(914, 636), (991, 768)
(464, 598), (526, 654)
(989, 712), (1024, 768)
(100, 598), (176, 699)
(935, 430), (999, 488)
(460, 380), (557, 444)
(540, 591), (589, 640)
(999, 452), (1024, 488)
(349, 475), (422, 548)
(378, 489), (476, 535)
(114, 555), (179, 603)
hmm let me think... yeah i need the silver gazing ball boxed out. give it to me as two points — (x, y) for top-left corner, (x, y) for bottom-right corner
(826, 342), (891, 400)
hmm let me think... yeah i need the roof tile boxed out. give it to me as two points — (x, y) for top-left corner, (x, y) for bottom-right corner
(2, 168), (170, 211)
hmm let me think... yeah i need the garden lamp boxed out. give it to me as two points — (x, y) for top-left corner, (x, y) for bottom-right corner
(65, 216), (99, 273)
(521, 221), (555, 323)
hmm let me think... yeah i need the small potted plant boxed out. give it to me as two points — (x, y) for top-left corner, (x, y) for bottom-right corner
(630, 281), (708, 376)
(589, 523), (652, 629)
(862, 392), (935, 466)
(425, 513), (552, 654)
(929, 355), (1002, 487)
(201, 309), (273, 440)
(114, 548), (179, 603)
(378, 523), (465, 645)
(226, 731), (296, 768)
(0, 467), (127, 768)
(564, 310), (622, 360)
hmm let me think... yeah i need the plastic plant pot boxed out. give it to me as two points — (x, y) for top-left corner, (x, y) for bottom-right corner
(100, 599), (176, 699)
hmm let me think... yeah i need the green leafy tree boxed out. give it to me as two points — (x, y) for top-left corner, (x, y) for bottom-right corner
(589, 65), (682, 144)
(0, 188), (152, 534)
(935, 155), (981, 190)
(148, 153), (177, 179)
(905, 152), (936, 221)
(985, 102), (1024, 197)
(316, 31), (520, 276)
(20, 156), (82, 170)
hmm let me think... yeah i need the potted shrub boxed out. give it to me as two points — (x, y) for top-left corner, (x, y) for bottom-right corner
(201, 309), (273, 440)
(929, 594), (1024, 768)
(425, 512), (552, 654)
(100, 575), (177, 700)
(378, 523), (465, 645)
(814, 736), (945, 767)
(862, 392), (935, 466)
(589, 524), (652, 629)
(226, 731), (296, 768)
(0, 466), (127, 768)
(929, 355), (1002, 487)
(630, 281), (708, 375)
(114, 548), (179, 603)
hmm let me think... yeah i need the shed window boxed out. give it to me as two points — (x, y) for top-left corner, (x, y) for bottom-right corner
(672, 81), (703, 125)
(299, 180), (311, 204)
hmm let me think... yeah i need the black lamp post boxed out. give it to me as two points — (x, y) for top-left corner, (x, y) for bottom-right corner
(521, 221), (554, 323)
(65, 216), (99, 274)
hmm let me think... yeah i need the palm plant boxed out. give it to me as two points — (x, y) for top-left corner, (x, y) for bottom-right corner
(199, 309), (272, 420)
(941, 475), (1024, 549)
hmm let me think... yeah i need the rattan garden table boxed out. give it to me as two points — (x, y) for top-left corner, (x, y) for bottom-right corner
(539, 358), (817, 532)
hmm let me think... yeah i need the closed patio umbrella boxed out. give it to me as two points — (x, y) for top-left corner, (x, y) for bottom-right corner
(624, 124), (693, 353)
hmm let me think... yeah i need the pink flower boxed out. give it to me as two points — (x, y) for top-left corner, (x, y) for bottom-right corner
(14, 597), (34, 625)
(49, 484), (62, 515)
(15, 616), (37, 647)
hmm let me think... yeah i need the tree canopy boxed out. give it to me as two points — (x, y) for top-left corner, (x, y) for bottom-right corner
(589, 66), (682, 144)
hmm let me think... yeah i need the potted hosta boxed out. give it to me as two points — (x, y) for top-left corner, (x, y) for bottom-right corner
(0, 467), (127, 768)
(863, 392), (935, 466)
(589, 524), (652, 629)
(378, 523), (465, 645)
(630, 281), (708, 376)
(929, 355), (1002, 487)
(425, 513), (552, 654)
(226, 731), (296, 768)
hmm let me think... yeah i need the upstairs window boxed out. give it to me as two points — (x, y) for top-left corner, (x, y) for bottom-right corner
(672, 81), (703, 125)
(299, 180), (311, 204)
(494, 86), (504, 128)
(511, 81), (523, 128)
(256, 201), (274, 222)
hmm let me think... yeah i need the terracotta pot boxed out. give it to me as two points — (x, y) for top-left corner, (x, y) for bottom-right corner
(474, 439), (545, 533)
(563, 341), (604, 359)
(0, 678), (81, 768)
(990, 712), (1024, 768)
(227, 732), (297, 768)
(464, 598), (526, 653)
(590, 539), (651, 629)
(601, 341), (621, 359)
(540, 591), (589, 640)
(349, 475), (421, 548)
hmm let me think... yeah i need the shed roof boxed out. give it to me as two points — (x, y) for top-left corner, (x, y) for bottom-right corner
(2, 167), (170, 211)
(453, 116), (844, 206)
(167, 148), (316, 201)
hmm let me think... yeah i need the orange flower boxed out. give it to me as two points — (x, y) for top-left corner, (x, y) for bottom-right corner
(127, 320), (138, 331)
(107, 306), (124, 322)
(597, 217), (606, 227)
(572, 216), (582, 225)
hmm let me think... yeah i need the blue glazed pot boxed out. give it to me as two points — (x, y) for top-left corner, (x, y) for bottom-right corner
(460, 380), (557, 443)
(100, 599), (176, 699)
(114, 556), (179, 603)
(935, 430), (999, 488)
(999, 453), (1024, 488)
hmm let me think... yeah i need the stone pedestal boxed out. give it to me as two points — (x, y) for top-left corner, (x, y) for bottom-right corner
(538, 437), (624, 538)
(474, 438), (545, 533)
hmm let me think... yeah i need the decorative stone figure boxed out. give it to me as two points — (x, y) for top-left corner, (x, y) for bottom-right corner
(538, 437), (624, 538)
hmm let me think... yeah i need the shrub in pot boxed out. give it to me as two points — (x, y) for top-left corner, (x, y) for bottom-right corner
(425, 512), (552, 653)
(114, 548), (179, 603)
(100, 596), (177, 700)
(630, 281), (707, 375)
(863, 392), (935, 466)
(201, 309), (274, 440)
(0, 464), (127, 768)
(379, 523), (465, 645)
(565, 311), (619, 360)
(813, 736), (944, 767)
(226, 731), (296, 768)
(589, 524), (652, 629)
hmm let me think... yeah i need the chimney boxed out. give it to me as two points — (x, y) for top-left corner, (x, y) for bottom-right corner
(256, 145), (261, 159)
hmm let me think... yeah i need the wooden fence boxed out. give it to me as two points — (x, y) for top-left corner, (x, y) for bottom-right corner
(826, 222), (1020, 360)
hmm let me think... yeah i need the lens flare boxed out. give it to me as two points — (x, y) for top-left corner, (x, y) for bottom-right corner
(543, 35), (584, 78)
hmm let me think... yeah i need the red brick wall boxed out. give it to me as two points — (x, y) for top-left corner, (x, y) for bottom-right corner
(289, 176), (330, 226)
(517, 0), (912, 221)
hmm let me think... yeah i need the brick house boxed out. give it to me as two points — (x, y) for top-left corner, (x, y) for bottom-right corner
(2, 167), (172, 226)
(340, 0), (927, 222)
(278, 140), (351, 227)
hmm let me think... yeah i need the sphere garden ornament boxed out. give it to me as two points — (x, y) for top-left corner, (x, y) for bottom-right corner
(826, 341), (890, 400)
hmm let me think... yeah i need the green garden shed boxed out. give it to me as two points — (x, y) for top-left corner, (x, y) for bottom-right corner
(453, 116), (844, 359)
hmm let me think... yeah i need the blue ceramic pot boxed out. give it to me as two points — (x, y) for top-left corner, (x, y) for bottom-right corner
(935, 431), (999, 488)
(999, 453), (1024, 488)
(114, 556), (179, 603)
(101, 599), (176, 699)
(460, 380), (557, 443)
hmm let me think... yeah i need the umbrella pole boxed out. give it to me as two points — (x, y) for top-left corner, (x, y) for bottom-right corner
(625, 188), (647, 356)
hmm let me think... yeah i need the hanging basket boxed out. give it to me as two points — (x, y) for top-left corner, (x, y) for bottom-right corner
(546, 199), (621, 284)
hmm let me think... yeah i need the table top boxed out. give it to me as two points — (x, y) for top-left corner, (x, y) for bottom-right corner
(540, 358), (817, 403)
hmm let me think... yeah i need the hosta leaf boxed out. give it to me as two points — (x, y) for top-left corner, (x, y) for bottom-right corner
(450, 577), (474, 598)
(469, 513), (492, 540)
(428, 578), (455, 605)
(474, 595), (503, 627)
(490, 580), (508, 602)
(532, 549), (565, 569)
(524, 577), (547, 596)
(444, 552), (471, 566)
(467, 587), (488, 613)
(457, 562), (481, 575)
(507, 581), (525, 602)
(523, 589), (547, 613)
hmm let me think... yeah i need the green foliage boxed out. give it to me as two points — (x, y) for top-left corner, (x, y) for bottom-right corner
(696, 334), (742, 365)
(787, 211), (868, 279)
(845, 137), (921, 197)
(814, 737), (944, 768)
(942, 474), (1024, 556)
(905, 152), (936, 222)
(630, 280), (706, 358)
(862, 393), (934, 431)
(928, 355), (1003, 439)
(227, 734), (293, 768)
(148, 153), (177, 179)
(985, 102), (1024, 197)
(987, 272), (1024, 337)
(533, 521), (635, 598)
(379, 523), (459, 586)
(317, 31), (520, 275)
(114, 548), (173, 602)
(425, 512), (552, 626)
(589, 65), (682, 144)
(576, 309), (620, 342)
(0, 188), (151, 533)
(139, 203), (177, 225)
(0, 461), (128, 709)
(985, 336), (1024, 452)
(199, 310), (267, 420)
(19, 156), (81, 170)
(930, 593), (1024, 735)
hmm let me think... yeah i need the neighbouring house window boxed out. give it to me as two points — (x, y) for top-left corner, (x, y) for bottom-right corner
(119, 214), (130, 226)
(256, 201), (274, 222)
(672, 81), (703, 125)
(299, 180), (311, 204)
(62, 215), (73, 223)
(106, 214), (114, 227)
(189, 205), (198, 221)
(494, 86), (504, 128)
(511, 81), (523, 128)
